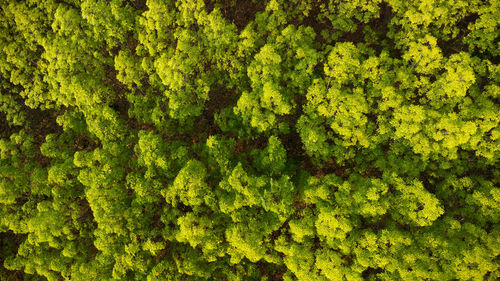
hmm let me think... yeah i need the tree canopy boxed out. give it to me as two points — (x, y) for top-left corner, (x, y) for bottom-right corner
(0, 0), (499, 280)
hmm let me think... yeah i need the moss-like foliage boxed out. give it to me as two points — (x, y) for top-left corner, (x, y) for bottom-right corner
(0, 0), (499, 280)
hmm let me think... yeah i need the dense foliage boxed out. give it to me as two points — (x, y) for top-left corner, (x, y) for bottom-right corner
(0, 0), (499, 280)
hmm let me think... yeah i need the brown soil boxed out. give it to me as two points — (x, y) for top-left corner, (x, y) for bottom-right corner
(205, 0), (266, 31)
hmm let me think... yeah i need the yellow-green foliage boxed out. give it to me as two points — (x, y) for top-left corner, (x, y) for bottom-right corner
(0, 1), (498, 281)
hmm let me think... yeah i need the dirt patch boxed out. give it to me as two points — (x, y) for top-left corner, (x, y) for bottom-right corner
(215, 0), (267, 31)
(125, 0), (148, 11)
(256, 261), (287, 281)
(73, 134), (100, 152)
(24, 107), (63, 145)
(110, 98), (131, 121)
(204, 84), (237, 118)
(23, 107), (63, 167)
(294, 0), (332, 45)
(0, 112), (19, 139)
(104, 64), (128, 97)
(0, 231), (27, 281)
(437, 13), (478, 57)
